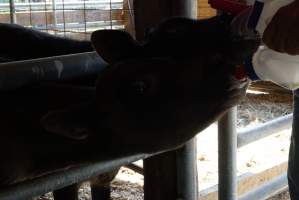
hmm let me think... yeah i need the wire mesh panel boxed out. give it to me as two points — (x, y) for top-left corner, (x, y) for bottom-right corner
(0, 0), (135, 40)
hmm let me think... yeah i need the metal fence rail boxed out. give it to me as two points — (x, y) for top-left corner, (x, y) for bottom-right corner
(0, 153), (150, 200)
(238, 113), (293, 148)
(218, 108), (292, 200)
(239, 173), (288, 200)
(0, 52), (106, 90)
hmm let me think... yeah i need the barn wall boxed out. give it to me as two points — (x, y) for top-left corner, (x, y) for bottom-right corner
(198, 0), (216, 19)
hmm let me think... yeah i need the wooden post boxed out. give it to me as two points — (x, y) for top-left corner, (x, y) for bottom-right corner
(123, 0), (136, 37)
(143, 151), (178, 200)
(134, 1), (198, 200)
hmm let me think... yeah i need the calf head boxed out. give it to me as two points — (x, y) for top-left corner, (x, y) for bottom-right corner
(41, 15), (260, 153)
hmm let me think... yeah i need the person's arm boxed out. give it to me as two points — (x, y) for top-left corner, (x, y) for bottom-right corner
(263, 0), (299, 55)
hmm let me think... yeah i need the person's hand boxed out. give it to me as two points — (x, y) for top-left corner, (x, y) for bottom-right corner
(263, 0), (299, 55)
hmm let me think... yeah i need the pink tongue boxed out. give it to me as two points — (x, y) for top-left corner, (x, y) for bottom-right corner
(234, 64), (248, 81)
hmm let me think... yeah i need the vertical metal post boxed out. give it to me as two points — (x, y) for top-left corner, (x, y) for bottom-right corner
(218, 107), (238, 200)
(172, 1), (198, 199)
(9, 0), (17, 24)
(176, 139), (198, 200)
(135, 1), (198, 200)
(52, 0), (57, 30)
(172, 0), (198, 19)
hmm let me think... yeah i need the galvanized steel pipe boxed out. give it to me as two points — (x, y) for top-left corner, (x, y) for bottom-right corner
(218, 107), (238, 200)
(0, 52), (107, 90)
(176, 139), (198, 200)
(239, 173), (288, 200)
(237, 114), (293, 148)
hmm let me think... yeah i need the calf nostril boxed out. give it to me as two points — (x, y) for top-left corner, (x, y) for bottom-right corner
(132, 81), (148, 94)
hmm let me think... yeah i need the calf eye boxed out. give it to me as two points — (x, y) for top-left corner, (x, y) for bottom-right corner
(118, 76), (158, 102)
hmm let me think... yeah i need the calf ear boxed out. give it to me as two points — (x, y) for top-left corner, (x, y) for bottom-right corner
(91, 30), (140, 63)
(40, 103), (95, 140)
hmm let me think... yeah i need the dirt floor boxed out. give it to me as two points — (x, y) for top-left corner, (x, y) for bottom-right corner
(197, 89), (293, 200)
(267, 190), (290, 200)
(37, 86), (294, 200)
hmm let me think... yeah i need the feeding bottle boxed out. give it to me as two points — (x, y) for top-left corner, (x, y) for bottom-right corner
(210, 0), (299, 90)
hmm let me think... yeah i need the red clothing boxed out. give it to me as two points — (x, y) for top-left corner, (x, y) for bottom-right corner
(209, 0), (250, 14)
